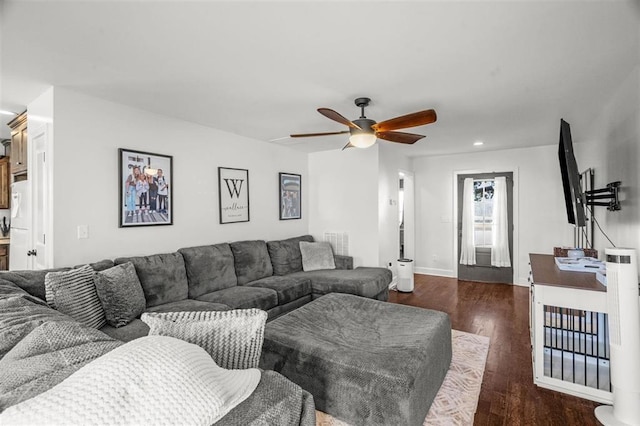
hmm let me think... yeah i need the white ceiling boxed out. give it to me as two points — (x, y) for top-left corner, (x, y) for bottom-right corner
(1, 1), (639, 156)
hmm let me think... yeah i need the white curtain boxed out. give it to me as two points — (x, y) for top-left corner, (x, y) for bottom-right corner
(491, 176), (511, 267)
(460, 178), (476, 265)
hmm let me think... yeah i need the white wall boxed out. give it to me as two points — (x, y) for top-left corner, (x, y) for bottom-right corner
(50, 88), (308, 266)
(413, 144), (575, 285)
(579, 17), (639, 259)
(377, 143), (412, 273)
(581, 62), (640, 256)
(307, 146), (379, 267)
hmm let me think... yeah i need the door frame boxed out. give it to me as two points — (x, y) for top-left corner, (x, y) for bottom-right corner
(28, 122), (54, 269)
(399, 169), (415, 261)
(452, 168), (520, 285)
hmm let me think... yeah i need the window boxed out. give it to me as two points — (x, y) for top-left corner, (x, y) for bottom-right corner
(473, 180), (494, 247)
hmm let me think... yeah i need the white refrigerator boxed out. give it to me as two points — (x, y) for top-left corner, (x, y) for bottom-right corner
(9, 180), (31, 270)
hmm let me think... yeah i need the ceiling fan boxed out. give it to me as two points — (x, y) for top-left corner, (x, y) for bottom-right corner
(290, 97), (437, 150)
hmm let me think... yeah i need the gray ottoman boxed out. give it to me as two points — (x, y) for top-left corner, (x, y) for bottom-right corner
(260, 293), (452, 426)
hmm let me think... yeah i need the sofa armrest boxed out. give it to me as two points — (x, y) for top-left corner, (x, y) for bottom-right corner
(334, 255), (353, 270)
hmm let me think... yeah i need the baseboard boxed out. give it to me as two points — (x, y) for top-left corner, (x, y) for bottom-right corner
(414, 267), (530, 286)
(414, 267), (455, 278)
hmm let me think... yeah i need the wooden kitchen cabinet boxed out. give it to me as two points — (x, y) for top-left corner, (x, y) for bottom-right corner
(8, 111), (27, 177)
(0, 157), (9, 209)
(0, 244), (9, 271)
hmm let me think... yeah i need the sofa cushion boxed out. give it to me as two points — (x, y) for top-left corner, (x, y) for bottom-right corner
(230, 240), (273, 285)
(145, 299), (232, 314)
(197, 286), (278, 311)
(299, 241), (336, 272)
(142, 309), (268, 370)
(0, 268), (71, 301)
(74, 259), (116, 272)
(266, 235), (314, 276)
(115, 252), (189, 308)
(100, 319), (150, 343)
(333, 255), (354, 270)
(178, 244), (238, 298)
(0, 278), (47, 306)
(44, 265), (106, 329)
(94, 262), (146, 328)
(245, 276), (312, 305)
(216, 370), (316, 426)
(100, 299), (237, 343)
(288, 267), (392, 299)
(0, 321), (121, 411)
(0, 261), (115, 302)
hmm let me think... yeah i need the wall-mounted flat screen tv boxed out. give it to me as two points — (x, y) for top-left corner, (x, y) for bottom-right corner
(558, 118), (586, 227)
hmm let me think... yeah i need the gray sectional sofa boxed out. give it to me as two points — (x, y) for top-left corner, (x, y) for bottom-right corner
(0, 234), (392, 424)
(101, 235), (391, 342)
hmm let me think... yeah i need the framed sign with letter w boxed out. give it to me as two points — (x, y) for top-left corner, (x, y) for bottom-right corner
(218, 167), (250, 224)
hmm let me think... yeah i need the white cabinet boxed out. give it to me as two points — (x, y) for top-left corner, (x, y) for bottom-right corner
(529, 254), (612, 404)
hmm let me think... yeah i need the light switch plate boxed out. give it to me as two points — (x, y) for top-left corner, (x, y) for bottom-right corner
(77, 225), (89, 239)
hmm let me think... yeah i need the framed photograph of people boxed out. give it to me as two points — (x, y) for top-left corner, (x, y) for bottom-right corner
(218, 167), (250, 224)
(119, 148), (173, 227)
(279, 172), (301, 220)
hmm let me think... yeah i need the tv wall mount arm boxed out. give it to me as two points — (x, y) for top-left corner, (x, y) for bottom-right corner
(585, 181), (621, 211)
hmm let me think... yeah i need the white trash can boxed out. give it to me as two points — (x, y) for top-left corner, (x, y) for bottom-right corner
(397, 258), (414, 292)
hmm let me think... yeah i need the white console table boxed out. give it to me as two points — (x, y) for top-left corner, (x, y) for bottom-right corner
(529, 253), (612, 403)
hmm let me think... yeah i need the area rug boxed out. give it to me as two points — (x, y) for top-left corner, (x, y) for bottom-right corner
(316, 329), (490, 426)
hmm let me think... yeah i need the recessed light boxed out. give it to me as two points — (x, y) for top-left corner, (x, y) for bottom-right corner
(474, 141), (484, 146)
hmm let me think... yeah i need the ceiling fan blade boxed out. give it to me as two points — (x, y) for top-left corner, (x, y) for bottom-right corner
(341, 141), (355, 151)
(318, 108), (361, 129)
(376, 131), (425, 144)
(290, 130), (350, 138)
(373, 109), (437, 132)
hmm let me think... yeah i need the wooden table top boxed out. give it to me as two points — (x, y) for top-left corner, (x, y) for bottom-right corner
(529, 253), (605, 292)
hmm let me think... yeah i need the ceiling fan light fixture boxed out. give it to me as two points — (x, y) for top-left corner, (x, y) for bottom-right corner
(293, 97), (436, 149)
(349, 133), (377, 148)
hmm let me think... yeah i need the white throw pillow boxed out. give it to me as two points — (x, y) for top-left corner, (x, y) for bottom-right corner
(141, 309), (267, 370)
(299, 241), (336, 272)
(45, 265), (106, 329)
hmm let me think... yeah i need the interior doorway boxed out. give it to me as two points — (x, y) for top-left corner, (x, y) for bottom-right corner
(398, 171), (415, 260)
(457, 172), (513, 284)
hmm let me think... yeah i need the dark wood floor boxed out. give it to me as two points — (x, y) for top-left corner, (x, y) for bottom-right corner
(388, 274), (601, 426)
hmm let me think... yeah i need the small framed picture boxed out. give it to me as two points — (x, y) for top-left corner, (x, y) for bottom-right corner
(119, 148), (173, 227)
(218, 167), (250, 224)
(279, 172), (301, 220)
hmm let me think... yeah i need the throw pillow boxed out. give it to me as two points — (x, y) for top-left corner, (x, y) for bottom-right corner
(44, 265), (106, 329)
(266, 235), (314, 276)
(299, 241), (336, 272)
(141, 309), (268, 369)
(94, 262), (146, 328)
